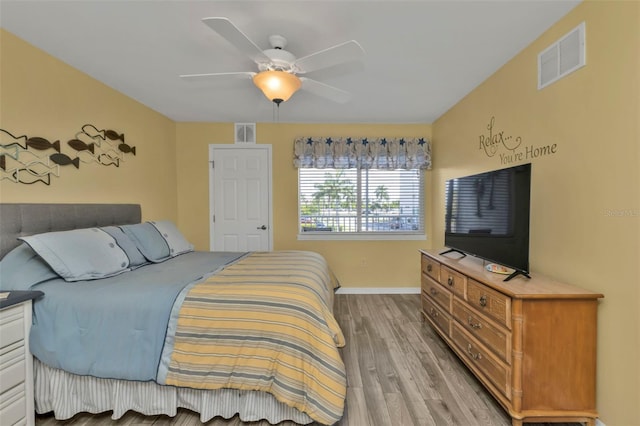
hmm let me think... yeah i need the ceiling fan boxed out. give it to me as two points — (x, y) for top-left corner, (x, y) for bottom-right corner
(180, 17), (365, 105)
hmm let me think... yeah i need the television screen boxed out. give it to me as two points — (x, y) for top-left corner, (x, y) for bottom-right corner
(444, 163), (531, 280)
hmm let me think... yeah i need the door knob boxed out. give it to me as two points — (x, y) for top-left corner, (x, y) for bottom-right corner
(257, 225), (267, 230)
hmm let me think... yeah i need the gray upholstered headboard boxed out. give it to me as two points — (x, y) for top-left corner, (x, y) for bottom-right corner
(0, 203), (141, 259)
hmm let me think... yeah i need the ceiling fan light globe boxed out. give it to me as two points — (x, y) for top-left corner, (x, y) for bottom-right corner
(253, 71), (301, 103)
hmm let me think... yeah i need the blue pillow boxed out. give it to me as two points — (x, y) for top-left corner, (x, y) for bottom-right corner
(120, 223), (171, 263)
(19, 228), (130, 282)
(149, 220), (194, 257)
(0, 243), (59, 290)
(100, 226), (148, 269)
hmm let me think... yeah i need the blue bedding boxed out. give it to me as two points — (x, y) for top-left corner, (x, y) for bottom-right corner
(27, 251), (247, 381)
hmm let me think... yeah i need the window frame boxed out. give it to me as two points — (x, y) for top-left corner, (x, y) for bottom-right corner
(297, 167), (427, 241)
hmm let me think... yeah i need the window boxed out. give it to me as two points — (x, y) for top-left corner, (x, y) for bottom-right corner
(293, 136), (431, 239)
(299, 168), (424, 236)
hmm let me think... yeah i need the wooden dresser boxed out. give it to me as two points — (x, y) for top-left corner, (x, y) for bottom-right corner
(419, 249), (603, 426)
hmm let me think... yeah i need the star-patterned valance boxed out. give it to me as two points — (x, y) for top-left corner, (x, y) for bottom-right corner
(293, 137), (431, 170)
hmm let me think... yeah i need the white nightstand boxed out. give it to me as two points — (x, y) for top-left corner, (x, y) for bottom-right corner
(0, 291), (42, 426)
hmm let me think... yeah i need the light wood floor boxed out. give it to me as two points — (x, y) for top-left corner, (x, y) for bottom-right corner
(36, 294), (580, 426)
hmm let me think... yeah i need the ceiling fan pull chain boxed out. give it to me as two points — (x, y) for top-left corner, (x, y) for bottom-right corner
(272, 99), (282, 122)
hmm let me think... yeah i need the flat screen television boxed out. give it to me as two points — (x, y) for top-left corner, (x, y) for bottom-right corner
(443, 163), (531, 281)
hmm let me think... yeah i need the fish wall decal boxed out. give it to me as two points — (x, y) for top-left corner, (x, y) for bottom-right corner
(81, 124), (125, 143)
(26, 137), (61, 152)
(1, 130), (61, 153)
(1, 160), (57, 185)
(0, 128), (27, 149)
(0, 144), (23, 161)
(98, 153), (120, 167)
(104, 129), (125, 142)
(118, 143), (136, 155)
(12, 168), (52, 185)
(1, 125), (135, 184)
(50, 153), (80, 169)
(67, 139), (95, 154)
(81, 124), (106, 140)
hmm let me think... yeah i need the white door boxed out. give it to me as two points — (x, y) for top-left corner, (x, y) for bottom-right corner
(209, 145), (272, 251)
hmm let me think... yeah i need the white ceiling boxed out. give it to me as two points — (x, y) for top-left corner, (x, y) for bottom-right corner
(0, 1), (580, 124)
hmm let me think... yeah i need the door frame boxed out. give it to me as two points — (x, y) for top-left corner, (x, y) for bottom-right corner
(208, 144), (273, 251)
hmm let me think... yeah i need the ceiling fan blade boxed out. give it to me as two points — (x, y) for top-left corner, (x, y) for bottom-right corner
(202, 17), (270, 65)
(294, 40), (365, 74)
(180, 71), (256, 80)
(299, 77), (352, 103)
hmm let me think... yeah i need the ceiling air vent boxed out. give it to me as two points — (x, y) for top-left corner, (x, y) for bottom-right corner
(234, 123), (256, 144)
(538, 22), (586, 90)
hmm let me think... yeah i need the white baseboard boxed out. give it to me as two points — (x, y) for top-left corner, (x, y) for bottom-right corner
(335, 287), (420, 295)
(595, 419), (605, 426)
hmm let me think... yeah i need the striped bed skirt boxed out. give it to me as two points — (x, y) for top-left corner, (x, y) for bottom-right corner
(34, 359), (314, 424)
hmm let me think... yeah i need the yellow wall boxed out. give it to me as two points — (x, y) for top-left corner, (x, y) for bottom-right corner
(0, 30), (178, 221)
(432, 2), (639, 424)
(176, 122), (433, 288)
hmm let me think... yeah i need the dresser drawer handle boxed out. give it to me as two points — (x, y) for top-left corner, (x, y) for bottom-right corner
(430, 288), (438, 297)
(467, 344), (483, 360)
(447, 276), (454, 286)
(479, 295), (487, 307)
(429, 308), (439, 318)
(427, 264), (433, 272)
(467, 316), (482, 329)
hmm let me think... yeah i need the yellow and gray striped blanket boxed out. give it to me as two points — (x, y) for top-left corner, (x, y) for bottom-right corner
(164, 251), (346, 425)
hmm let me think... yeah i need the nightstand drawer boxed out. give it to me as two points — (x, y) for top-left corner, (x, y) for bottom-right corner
(0, 348), (25, 394)
(0, 306), (24, 348)
(0, 381), (26, 426)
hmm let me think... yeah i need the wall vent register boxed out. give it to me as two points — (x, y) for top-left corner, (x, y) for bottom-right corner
(234, 123), (256, 144)
(538, 22), (586, 90)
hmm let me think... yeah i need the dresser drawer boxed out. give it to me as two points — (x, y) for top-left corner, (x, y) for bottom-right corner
(421, 255), (440, 282)
(0, 305), (25, 348)
(0, 381), (26, 426)
(452, 324), (510, 400)
(466, 279), (511, 328)
(452, 299), (511, 363)
(422, 275), (452, 312)
(440, 266), (466, 298)
(422, 295), (451, 337)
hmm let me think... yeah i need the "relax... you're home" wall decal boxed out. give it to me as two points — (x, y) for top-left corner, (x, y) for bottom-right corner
(478, 116), (558, 165)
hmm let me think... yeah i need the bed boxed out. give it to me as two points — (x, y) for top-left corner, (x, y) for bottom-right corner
(0, 203), (346, 425)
